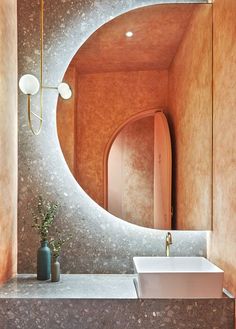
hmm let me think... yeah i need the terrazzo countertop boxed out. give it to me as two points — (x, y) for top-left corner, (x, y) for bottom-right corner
(0, 274), (138, 299)
(0, 275), (234, 328)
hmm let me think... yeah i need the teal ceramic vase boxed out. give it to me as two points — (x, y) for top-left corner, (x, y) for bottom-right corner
(51, 256), (60, 282)
(37, 240), (51, 280)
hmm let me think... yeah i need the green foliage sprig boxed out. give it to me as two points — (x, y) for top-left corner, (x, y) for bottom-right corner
(32, 196), (59, 242)
(49, 231), (72, 258)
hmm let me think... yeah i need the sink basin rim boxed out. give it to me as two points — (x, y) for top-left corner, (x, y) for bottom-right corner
(133, 256), (224, 274)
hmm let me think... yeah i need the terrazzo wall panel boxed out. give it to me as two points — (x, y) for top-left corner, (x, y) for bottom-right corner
(208, 0), (236, 297)
(0, 0), (17, 283)
(18, 0), (208, 274)
(168, 4), (212, 230)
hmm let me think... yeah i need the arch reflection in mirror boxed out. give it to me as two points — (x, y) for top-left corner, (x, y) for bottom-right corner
(107, 111), (171, 229)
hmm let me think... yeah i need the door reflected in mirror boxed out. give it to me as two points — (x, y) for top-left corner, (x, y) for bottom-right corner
(57, 3), (213, 230)
(107, 111), (171, 229)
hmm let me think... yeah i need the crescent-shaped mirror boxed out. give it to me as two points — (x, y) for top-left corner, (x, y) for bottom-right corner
(57, 3), (213, 230)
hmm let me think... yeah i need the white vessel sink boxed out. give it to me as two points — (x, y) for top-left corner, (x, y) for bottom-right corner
(133, 257), (224, 298)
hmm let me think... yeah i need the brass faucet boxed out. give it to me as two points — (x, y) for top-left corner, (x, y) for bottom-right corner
(166, 232), (172, 257)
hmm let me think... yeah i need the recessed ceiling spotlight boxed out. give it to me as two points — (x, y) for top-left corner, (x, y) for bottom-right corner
(125, 31), (133, 38)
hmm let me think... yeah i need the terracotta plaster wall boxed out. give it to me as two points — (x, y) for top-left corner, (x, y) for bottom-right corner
(0, 0), (17, 283)
(168, 5), (212, 230)
(208, 0), (236, 297)
(76, 70), (168, 207)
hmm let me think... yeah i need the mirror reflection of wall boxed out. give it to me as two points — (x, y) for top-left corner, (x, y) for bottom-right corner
(57, 3), (213, 230)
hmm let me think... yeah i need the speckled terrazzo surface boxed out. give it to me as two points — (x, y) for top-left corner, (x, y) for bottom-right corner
(0, 299), (234, 329)
(0, 274), (137, 299)
(0, 277), (234, 329)
(0, 275), (234, 329)
(18, 0), (209, 275)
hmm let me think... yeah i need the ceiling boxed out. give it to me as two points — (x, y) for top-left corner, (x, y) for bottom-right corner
(71, 4), (197, 74)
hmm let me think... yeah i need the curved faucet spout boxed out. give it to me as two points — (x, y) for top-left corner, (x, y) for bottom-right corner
(166, 232), (172, 257)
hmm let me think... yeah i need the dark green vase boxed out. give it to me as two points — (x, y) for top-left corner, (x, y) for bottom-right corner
(37, 240), (51, 280)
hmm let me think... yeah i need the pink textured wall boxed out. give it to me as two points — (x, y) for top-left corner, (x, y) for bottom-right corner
(0, 0), (17, 283)
(71, 4), (195, 73)
(107, 135), (123, 218)
(108, 116), (154, 228)
(76, 70), (168, 207)
(208, 0), (236, 297)
(168, 5), (212, 230)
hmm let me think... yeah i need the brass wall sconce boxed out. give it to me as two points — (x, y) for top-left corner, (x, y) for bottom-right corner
(18, 0), (72, 135)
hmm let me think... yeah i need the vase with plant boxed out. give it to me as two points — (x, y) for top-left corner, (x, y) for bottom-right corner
(32, 196), (58, 280)
(49, 232), (72, 282)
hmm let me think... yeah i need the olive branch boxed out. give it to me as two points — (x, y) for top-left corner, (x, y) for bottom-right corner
(49, 230), (72, 258)
(32, 196), (59, 242)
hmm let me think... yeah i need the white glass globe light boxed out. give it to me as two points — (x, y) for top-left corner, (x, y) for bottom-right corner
(58, 82), (72, 100)
(61, 88), (72, 100)
(19, 74), (40, 95)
